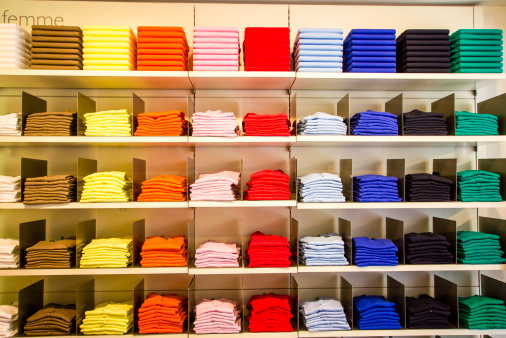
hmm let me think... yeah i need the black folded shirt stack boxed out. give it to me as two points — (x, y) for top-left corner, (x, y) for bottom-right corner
(406, 294), (451, 328)
(403, 109), (448, 135)
(405, 173), (453, 202)
(396, 29), (450, 73)
(405, 232), (454, 265)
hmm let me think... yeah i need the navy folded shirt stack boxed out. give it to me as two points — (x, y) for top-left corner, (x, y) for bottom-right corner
(343, 29), (396, 73)
(299, 234), (349, 266)
(350, 110), (399, 135)
(405, 232), (454, 264)
(353, 295), (401, 330)
(406, 294), (451, 328)
(353, 174), (401, 202)
(405, 173), (453, 202)
(403, 109), (448, 135)
(352, 237), (399, 266)
(293, 28), (344, 72)
(396, 29), (450, 73)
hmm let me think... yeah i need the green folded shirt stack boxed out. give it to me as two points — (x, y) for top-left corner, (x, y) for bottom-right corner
(450, 29), (503, 73)
(457, 231), (506, 264)
(457, 170), (502, 202)
(455, 111), (499, 135)
(80, 302), (133, 335)
(459, 295), (506, 329)
(80, 171), (132, 203)
(80, 237), (132, 268)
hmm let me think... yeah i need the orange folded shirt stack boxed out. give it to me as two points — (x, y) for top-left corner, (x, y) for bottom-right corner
(140, 235), (187, 267)
(138, 292), (188, 334)
(134, 111), (188, 136)
(137, 26), (188, 71)
(137, 175), (187, 202)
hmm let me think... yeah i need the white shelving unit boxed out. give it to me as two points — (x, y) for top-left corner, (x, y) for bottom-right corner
(297, 329), (506, 337)
(0, 267), (188, 276)
(0, 202), (188, 209)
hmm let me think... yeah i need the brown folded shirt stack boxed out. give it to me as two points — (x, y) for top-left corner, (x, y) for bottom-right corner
(24, 303), (76, 336)
(23, 175), (77, 205)
(23, 112), (77, 136)
(31, 25), (83, 70)
(25, 238), (76, 269)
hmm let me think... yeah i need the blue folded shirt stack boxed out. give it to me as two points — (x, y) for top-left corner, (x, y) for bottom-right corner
(298, 173), (345, 203)
(353, 295), (402, 330)
(353, 174), (401, 202)
(352, 237), (399, 266)
(350, 110), (399, 135)
(343, 29), (397, 73)
(293, 28), (344, 72)
(299, 234), (349, 266)
(297, 112), (347, 135)
(300, 296), (351, 331)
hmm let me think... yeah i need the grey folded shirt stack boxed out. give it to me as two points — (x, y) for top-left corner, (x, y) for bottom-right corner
(24, 303), (76, 336)
(25, 238), (76, 269)
(23, 112), (77, 136)
(23, 175), (77, 204)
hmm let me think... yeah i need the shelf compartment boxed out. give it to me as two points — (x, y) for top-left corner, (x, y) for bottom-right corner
(297, 264), (506, 273)
(189, 71), (296, 90)
(0, 136), (189, 147)
(0, 267), (188, 276)
(188, 136), (296, 147)
(297, 328), (506, 337)
(0, 202), (189, 209)
(189, 200), (297, 207)
(297, 201), (506, 209)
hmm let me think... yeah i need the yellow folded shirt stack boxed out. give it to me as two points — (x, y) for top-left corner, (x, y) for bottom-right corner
(84, 109), (131, 136)
(83, 26), (137, 70)
(80, 302), (133, 335)
(80, 171), (132, 203)
(79, 237), (132, 268)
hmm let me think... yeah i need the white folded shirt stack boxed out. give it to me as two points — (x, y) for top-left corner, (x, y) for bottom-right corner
(0, 24), (31, 69)
(0, 113), (21, 136)
(0, 302), (18, 338)
(0, 176), (20, 203)
(0, 239), (19, 269)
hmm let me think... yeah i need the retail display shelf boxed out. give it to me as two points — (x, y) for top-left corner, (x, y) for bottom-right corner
(189, 200), (297, 208)
(0, 136), (189, 147)
(189, 333), (297, 338)
(297, 264), (506, 273)
(296, 201), (506, 209)
(189, 71), (296, 90)
(0, 267), (188, 276)
(0, 202), (189, 209)
(188, 136), (296, 147)
(189, 264), (298, 275)
(298, 328), (506, 337)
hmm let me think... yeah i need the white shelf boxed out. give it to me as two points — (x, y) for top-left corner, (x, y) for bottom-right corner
(189, 265), (297, 275)
(189, 71), (296, 90)
(188, 136), (296, 147)
(298, 329), (506, 337)
(189, 200), (297, 207)
(0, 267), (188, 276)
(0, 202), (188, 209)
(190, 333), (297, 338)
(297, 201), (506, 209)
(297, 264), (506, 273)
(0, 136), (189, 147)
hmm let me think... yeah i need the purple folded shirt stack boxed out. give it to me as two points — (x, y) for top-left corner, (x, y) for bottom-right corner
(195, 240), (241, 267)
(194, 298), (242, 334)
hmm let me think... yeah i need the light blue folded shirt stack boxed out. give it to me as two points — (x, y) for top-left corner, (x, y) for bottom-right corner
(298, 172), (346, 203)
(297, 112), (347, 135)
(300, 296), (351, 331)
(299, 234), (349, 266)
(293, 28), (344, 72)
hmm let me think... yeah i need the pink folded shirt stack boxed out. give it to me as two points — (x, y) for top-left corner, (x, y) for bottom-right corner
(194, 298), (242, 334)
(195, 240), (241, 267)
(191, 110), (240, 137)
(190, 170), (241, 201)
(193, 27), (240, 71)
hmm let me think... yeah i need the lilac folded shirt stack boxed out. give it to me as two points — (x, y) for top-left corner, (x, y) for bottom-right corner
(190, 170), (241, 201)
(194, 298), (242, 334)
(195, 240), (241, 267)
(193, 27), (240, 71)
(191, 110), (240, 137)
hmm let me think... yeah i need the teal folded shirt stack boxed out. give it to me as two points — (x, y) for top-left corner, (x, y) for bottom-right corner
(457, 170), (502, 202)
(457, 231), (506, 264)
(455, 111), (499, 135)
(450, 29), (503, 73)
(459, 295), (506, 329)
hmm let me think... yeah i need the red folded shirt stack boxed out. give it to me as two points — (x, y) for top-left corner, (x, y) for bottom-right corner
(243, 27), (290, 71)
(137, 26), (188, 71)
(247, 293), (293, 332)
(244, 169), (291, 200)
(242, 113), (291, 136)
(246, 231), (291, 267)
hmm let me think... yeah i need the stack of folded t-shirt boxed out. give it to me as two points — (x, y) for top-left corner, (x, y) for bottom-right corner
(298, 173), (345, 202)
(84, 109), (131, 136)
(344, 29), (397, 73)
(350, 110), (398, 135)
(405, 232), (454, 264)
(24, 304), (76, 336)
(459, 295), (506, 329)
(457, 231), (506, 264)
(243, 113), (291, 136)
(299, 234), (348, 266)
(194, 298), (241, 334)
(396, 29), (450, 73)
(353, 237), (398, 266)
(353, 295), (401, 330)
(137, 26), (187, 71)
(83, 26), (136, 70)
(31, 25), (82, 70)
(80, 302), (133, 335)
(190, 170), (240, 201)
(300, 297), (350, 331)
(139, 293), (187, 334)
(134, 111), (187, 136)
(0, 113), (21, 136)
(455, 111), (499, 135)
(140, 236), (187, 267)
(80, 171), (132, 203)
(25, 238), (76, 269)
(246, 231), (291, 267)
(80, 237), (132, 268)
(193, 27), (239, 71)
(191, 110), (239, 137)
(297, 112), (347, 135)
(23, 112), (77, 136)
(0, 24), (31, 69)
(353, 174), (401, 202)
(457, 170), (502, 202)
(244, 169), (291, 200)
(294, 28), (344, 72)
(194, 240), (241, 268)
(403, 109), (448, 135)
(0, 302), (18, 338)
(243, 27), (290, 71)
(450, 29), (503, 73)
(23, 175), (77, 205)
(406, 294), (450, 328)
(247, 294), (293, 332)
(0, 239), (19, 269)
(0, 176), (20, 202)
(405, 173), (453, 202)
(137, 175), (187, 202)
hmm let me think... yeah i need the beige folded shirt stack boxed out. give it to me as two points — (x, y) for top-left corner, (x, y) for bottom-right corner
(23, 175), (77, 204)
(24, 303), (76, 336)
(25, 238), (76, 269)
(23, 112), (77, 136)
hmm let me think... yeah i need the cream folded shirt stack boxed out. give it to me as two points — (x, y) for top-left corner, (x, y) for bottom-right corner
(0, 113), (21, 136)
(84, 109), (131, 136)
(80, 171), (132, 203)
(80, 302), (133, 335)
(0, 176), (20, 203)
(0, 302), (18, 338)
(83, 26), (137, 70)
(80, 237), (132, 268)
(0, 239), (19, 269)
(0, 24), (31, 69)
